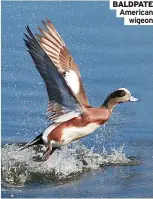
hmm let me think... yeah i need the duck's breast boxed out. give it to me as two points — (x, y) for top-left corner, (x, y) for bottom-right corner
(61, 123), (100, 144)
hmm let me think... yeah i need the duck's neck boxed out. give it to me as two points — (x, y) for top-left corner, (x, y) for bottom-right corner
(101, 98), (119, 111)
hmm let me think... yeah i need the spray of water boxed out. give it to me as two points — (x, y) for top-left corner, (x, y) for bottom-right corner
(1, 140), (139, 187)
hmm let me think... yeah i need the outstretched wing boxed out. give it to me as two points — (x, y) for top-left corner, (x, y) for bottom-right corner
(36, 19), (89, 106)
(24, 26), (85, 123)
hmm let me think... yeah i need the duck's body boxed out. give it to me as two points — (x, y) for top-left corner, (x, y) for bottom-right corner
(44, 107), (111, 145)
(20, 20), (138, 160)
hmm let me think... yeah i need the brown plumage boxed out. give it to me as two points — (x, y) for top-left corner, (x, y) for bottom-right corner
(36, 19), (88, 106)
(19, 20), (138, 161)
(48, 107), (111, 142)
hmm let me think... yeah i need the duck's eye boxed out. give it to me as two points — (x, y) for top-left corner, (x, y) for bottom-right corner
(120, 91), (126, 97)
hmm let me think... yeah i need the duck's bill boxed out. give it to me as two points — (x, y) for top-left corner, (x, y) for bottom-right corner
(129, 96), (139, 102)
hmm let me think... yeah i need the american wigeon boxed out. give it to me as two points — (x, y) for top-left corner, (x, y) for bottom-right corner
(20, 19), (138, 161)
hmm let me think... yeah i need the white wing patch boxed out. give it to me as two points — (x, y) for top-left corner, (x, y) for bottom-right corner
(53, 111), (80, 123)
(64, 70), (80, 94)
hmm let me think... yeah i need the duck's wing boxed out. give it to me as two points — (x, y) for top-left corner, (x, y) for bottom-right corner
(24, 26), (85, 123)
(36, 19), (89, 106)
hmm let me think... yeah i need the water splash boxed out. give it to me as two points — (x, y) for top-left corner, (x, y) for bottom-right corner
(1, 141), (139, 187)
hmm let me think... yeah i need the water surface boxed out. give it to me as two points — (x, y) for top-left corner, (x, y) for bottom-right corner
(2, 1), (153, 198)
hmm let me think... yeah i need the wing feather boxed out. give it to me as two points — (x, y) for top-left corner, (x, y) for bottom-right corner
(36, 19), (89, 105)
(24, 26), (84, 123)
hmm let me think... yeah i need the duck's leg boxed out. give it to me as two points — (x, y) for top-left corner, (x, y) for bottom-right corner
(42, 141), (53, 161)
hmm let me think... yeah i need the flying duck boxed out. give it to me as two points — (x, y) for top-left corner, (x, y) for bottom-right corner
(20, 19), (138, 161)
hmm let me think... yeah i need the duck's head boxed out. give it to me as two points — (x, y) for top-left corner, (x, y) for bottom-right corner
(103, 88), (138, 111)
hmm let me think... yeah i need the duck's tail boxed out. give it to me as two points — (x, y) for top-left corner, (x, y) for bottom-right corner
(19, 133), (44, 151)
